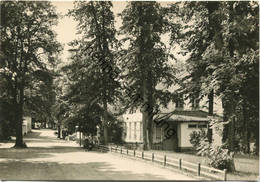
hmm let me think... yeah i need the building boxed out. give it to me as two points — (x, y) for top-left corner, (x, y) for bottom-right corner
(122, 110), (211, 151)
(153, 110), (210, 151)
(22, 116), (32, 135)
(122, 93), (223, 151)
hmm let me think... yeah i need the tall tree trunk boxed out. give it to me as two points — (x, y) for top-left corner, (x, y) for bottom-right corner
(208, 89), (214, 116)
(142, 107), (148, 150)
(147, 76), (153, 150)
(222, 97), (236, 151)
(222, 97), (236, 172)
(242, 99), (250, 153)
(0, 121), (3, 140)
(207, 89), (214, 142)
(142, 73), (153, 150)
(255, 123), (259, 155)
(57, 124), (61, 138)
(103, 100), (109, 145)
(14, 85), (26, 148)
(142, 77), (149, 150)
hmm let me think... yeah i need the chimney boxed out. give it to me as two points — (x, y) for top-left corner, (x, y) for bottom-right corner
(191, 97), (200, 110)
(175, 94), (184, 111)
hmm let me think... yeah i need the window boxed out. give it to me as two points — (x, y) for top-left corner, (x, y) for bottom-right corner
(129, 123), (131, 139)
(198, 124), (207, 128)
(188, 124), (197, 128)
(124, 123), (127, 137)
(136, 122), (140, 141)
(140, 123), (143, 141)
(134, 122), (137, 140)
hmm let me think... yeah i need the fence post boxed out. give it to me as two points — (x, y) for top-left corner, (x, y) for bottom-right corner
(164, 155), (166, 166)
(127, 149), (128, 155)
(197, 163), (201, 176)
(224, 169), (227, 181)
(152, 153), (154, 162)
(179, 158), (182, 169)
(120, 147), (122, 154)
(134, 150), (135, 157)
(142, 151), (144, 159)
(110, 146), (112, 152)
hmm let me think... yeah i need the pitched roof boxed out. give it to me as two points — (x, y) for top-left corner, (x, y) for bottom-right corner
(168, 114), (209, 122)
(171, 110), (209, 118)
(154, 110), (221, 123)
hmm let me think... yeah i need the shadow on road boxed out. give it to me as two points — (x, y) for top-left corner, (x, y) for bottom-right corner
(0, 160), (172, 180)
(0, 129), (192, 180)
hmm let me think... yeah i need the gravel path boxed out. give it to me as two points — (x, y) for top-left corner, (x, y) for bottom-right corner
(0, 129), (195, 180)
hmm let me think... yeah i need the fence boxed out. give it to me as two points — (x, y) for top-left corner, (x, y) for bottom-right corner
(97, 145), (227, 181)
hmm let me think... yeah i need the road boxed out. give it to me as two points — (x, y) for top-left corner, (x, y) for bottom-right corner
(0, 129), (195, 180)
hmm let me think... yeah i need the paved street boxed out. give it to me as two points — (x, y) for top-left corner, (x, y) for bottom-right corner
(0, 129), (195, 180)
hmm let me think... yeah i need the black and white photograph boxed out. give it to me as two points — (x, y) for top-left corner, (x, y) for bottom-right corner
(0, 0), (259, 181)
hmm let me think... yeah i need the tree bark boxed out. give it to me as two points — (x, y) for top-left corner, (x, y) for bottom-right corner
(57, 124), (61, 138)
(208, 89), (214, 116)
(0, 121), (3, 140)
(142, 107), (148, 150)
(103, 100), (109, 145)
(141, 69), (154, 150)
(242, 99), (250, 153)
(14, 84), (26, 148)
(207, 89), (214, 142)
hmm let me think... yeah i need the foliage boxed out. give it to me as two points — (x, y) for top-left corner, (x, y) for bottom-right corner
(168, 1), (259, 153)
(0, 97), (15, 140)
(109, 122), (124, 145)
(197, 141), (235, 171)
(195, 118), (235, 171)
(0, 1), (61, 147)
(64, 1), (121, 143)
(119, 2), (177, 149)
(189, 129), (207, 150)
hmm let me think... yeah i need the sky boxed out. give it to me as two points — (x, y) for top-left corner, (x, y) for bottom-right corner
(52, 1), (171, 62)
(52, 1), (128, 62)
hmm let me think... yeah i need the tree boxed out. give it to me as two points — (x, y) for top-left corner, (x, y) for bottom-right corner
(169, 1), (258, 157)
(0, 1), (61, 148)
(119, 2), (176, 150)
(25, 69), (58, 128)
(66, 1), (120, 144)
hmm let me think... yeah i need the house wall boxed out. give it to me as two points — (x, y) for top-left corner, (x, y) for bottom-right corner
(22, 116), (32, 135)
(123, 113), (143, 143)
(177, 124), (181, 147)
(179, 122), (207, 148)
(122, 112), (209, 151)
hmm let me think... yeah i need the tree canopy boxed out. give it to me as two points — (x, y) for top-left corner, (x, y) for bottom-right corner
(0, 1), (62, 147)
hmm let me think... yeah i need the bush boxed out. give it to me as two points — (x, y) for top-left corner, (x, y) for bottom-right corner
(197, 141), (235, 171)
(189, 129), (207, 150)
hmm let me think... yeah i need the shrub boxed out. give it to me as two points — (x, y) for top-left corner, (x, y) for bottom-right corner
(189, 129), (207, 150)
(197, 141), (235, 171)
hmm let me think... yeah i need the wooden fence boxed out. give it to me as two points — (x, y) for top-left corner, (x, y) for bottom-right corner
(97, 145), (227, 181)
